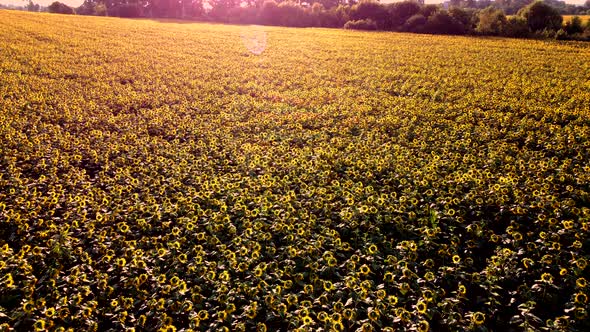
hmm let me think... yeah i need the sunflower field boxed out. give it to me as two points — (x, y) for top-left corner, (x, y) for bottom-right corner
(1, 10), (590, 332)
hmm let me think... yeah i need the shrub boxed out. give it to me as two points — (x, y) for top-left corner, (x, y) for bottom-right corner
(344, 18), (378, 30)
(564, 16), (584, 34)
(94, 3), (107, 16)
(76, 0), (95, 15)
(312, 4), (347, 28)
(423, 10), (465, 35)
(518, 1), (563, 32)
(110, 3), (141, 18)
(419, 4), (439, 18)
(227, 6), (258, 24)
(48, 1), (74, 14)
(449, 7), (477, 33)
(269, 2), (312, 27)
(388, 0), (421, 30)
(259, 0), (281, 25)
(350, 0), (389, 29)
(503, 16), (529, 38)
(403, 14), (427, 32)
(476, 6), (507, 35)
(554, 28), (568, 40)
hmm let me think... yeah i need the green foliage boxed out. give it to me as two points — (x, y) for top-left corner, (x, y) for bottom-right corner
(350, 0), (390, 29)
(503, 16), (530, 37)
(344, 18), (378, 30)
(403, 13), (427, 32)
(518, 0), (563, 32)
(387, 0), (421, 30)
(48, 1), (75, 14)
(476, 6), (507, 35)
(423, 11), (465, 35)
(564, 16), (584, 35)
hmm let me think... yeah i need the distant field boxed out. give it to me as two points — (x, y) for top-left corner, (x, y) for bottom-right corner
(1, 10), (590, 332)
(563, 14), (590, 24)
(507, 14), (590, 24)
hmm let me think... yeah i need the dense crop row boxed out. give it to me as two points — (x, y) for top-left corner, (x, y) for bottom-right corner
(1, 10), (590, 332)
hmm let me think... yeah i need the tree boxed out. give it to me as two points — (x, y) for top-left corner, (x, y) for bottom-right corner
(209, 0), (240, 21)
(259, 0), (281, 25)
(27, 0), (40, 12)
(316, 0), (340, 10)
(503, 16), (529, 37)
(387, 1), (421, 30)
(48, 1), (75, 14)
(423, 10), (466, 34)
(403, 13), (427, 32)
(276, 2), (313, 27)
(449, 7), (476, 33)
(77, 0), (96, 15)
(564, 16), (584, 34)
(183, 0), (205, 18)
(419, 4), (439, 18)
(76, 0), (110, 15)
(476, 6), (507, 35)
(518, 1), (562, 32)
(349, 0), (389, 29)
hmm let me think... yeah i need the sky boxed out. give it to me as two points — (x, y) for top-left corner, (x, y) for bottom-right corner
(0, 0), (84, 6)
(0, 0), (586, 8)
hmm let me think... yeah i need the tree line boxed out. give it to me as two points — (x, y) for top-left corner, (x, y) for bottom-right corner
(17, 0), (590, 41)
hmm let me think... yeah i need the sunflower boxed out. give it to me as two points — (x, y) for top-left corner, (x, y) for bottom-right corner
(116, 258), (126, 267)
(396, 308), (411, 321)
(59, 307), (71, 319)
(22, 301), (35, 314)
(574, 292), (588, 304)
(368, 308), (380, 321)
(359, 264), (371, 275)
(575, 308), (588, 320)
(417, 320), (430, 332)
(301, 315), (313, 325)
(458, 284), (467, 296)
(33, 319), (46, 332)
(360, 322), (373, 332)
(281, 294), (295, 306)
(216, 310), (227, 321)
(45, 308), (55, 318)
(332, 321), (344, 331)
(399, 282), (410, 295)
(383, 272), (394, 283)
(416, 300), (427, 314)
(472, 312), (485, 325)
(368, 244), (378, 254)
(577, 258), (588, 270)
(198, 310), (209, 320)
(343, 308), (355, 320)
(577, 278), (588, 288)
(424, 272), (435, 282)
